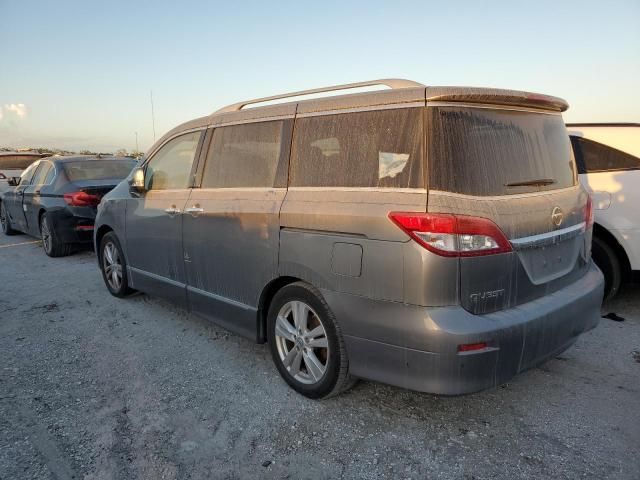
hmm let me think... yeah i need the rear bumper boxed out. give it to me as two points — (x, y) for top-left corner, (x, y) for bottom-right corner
(322, 262), (604, 395)
(50, 209), (96, 244)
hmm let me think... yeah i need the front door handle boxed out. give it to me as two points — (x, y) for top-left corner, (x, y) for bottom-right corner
(164, 206), (181, 215)
(184, 205), (204, 217)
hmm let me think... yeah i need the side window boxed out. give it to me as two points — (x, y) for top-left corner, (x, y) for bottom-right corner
(146, 131), (202, 190)
(19, 162), (39, 186)
(570, 136), (640, 173)
(201, 120), (289, 188)
(290, 108), (424, 188)
(44, 165), (56, 185)
(32, 162), (53, 185)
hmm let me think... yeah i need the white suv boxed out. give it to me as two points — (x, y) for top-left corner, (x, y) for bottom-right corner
(567, 123), (640, 299)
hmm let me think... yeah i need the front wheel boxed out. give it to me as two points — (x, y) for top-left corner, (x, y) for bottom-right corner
(99, 232), (134, 297)
(267, 282), (355, 399)
(0, 202), (18, 235)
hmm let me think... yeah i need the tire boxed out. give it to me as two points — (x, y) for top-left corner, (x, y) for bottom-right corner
(267, 282), (355, 399)
(99, 232), (134, 297)
(40, 212), (73, 257)
(592, 236), (622, 301)
(0, 202), (18, 235)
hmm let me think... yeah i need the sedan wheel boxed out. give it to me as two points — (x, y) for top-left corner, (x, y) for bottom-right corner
(41, 216), (52, 253)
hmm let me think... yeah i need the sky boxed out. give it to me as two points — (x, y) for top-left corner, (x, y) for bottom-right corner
(1, 0), (638, 153)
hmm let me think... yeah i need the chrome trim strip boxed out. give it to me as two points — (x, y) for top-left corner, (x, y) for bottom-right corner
(429, 186), (578, 201)
(187, 286), (255, 311)
(510, 222), (586, 249)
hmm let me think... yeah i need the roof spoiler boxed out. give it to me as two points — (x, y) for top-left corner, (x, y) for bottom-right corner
(426, 87), (569, 112)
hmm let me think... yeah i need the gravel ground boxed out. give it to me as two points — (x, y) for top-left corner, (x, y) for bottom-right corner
(1, 233), (639, 480)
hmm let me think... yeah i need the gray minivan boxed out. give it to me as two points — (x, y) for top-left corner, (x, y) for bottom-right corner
(94, 79), (604, 398)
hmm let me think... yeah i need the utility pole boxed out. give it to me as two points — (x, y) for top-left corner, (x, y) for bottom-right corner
(150, 90), (156, 142)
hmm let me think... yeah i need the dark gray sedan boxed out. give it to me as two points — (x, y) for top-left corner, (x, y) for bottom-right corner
(0, 155), (137, 256)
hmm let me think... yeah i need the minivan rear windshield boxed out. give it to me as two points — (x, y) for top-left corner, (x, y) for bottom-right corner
(428, 107), (576, 196)
(63, 160), (137, 181)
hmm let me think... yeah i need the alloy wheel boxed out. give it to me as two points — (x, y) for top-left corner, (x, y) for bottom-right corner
(41, 217), (52, 253)
(102, 241), (123, 291)
(274, 300), (329, 384)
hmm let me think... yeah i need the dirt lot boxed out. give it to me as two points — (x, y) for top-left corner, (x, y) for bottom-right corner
(0, 233), (638, 480)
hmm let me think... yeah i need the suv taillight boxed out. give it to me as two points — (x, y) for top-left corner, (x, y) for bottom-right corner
(63, 191), (100, 207)
(388, 212), (513, 257)
(585, 195), (594, 228)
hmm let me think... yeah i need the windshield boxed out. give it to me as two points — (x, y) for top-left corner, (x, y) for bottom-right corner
(428, 106), (576, 196)
(63, 159), (137, 182)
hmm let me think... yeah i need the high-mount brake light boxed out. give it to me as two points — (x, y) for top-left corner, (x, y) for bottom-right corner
(388, 212), (513, 257)
(63, 191), (100, 207)
(585, 195), (594, 228)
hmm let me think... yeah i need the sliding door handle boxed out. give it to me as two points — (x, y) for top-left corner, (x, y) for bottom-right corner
(184, 206), (204, 217)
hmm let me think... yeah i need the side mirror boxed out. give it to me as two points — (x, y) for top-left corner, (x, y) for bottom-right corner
(128, 167), (146, 194)
(7, 177), (20, 187)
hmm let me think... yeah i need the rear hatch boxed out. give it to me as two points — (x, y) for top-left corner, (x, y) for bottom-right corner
(426, 103), (592, 314)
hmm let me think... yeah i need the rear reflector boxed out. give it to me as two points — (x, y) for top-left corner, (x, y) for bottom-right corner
(388, 212), (512, 257)
(585, 195), (594, 228)
(458, 342), (488, 352)
(63, 191), (100, 207)
(75, 225), (94, 231)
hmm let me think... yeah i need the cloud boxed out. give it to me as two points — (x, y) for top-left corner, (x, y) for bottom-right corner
(4, 103), (28, 118)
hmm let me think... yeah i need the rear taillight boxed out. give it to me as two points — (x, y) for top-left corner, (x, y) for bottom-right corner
(458, 342), (489, 352)
(63, 191), (100, 207)
(388, 212), (513, 257)
(585, 195), (594, 228)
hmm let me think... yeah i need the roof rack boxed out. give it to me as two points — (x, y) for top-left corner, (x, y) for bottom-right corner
(214, 78), (425, 114)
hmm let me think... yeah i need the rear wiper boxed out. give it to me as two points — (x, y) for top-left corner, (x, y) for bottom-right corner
(504, 178), (556, 187)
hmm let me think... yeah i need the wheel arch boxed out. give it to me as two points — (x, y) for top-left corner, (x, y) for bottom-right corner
(593, 223), (631, 278)
(256, 276), (304, 343)
(95, 224), (114, 251)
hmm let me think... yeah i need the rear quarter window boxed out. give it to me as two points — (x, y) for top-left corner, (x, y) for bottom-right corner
(570, 136), (640, 173)
(428, 107), (576, 196)
(290, 108), (424, 188)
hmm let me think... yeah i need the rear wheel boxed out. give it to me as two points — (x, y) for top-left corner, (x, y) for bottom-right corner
(267, 282), (355, 398)
(99, 232), (133, 297)
(592, 236), (622, 301)
(0, 202), (18, 235)
(40, 213), (73, 257)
